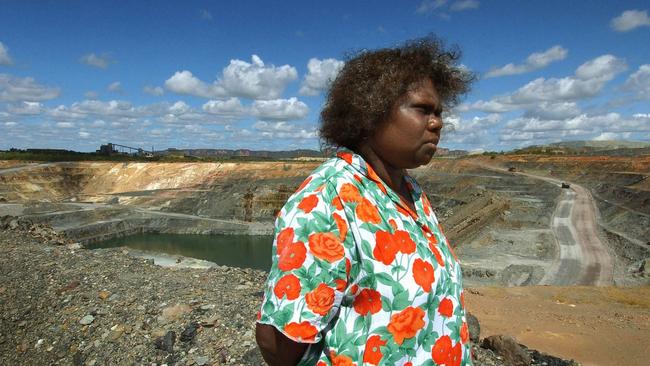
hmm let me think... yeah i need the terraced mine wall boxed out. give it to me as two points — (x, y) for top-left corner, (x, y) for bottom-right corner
(2, 155), (648, 286)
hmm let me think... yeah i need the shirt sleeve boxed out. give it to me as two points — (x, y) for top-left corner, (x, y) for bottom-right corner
(257, 177), (356, 344)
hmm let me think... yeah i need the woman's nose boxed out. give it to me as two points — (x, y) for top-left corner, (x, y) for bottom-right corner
(427, 115), (443, 130)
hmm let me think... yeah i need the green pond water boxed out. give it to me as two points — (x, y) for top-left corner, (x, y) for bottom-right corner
(88, 233), (274, 271)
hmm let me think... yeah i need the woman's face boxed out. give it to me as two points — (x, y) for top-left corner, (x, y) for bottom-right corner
(367, 79), (443, 170)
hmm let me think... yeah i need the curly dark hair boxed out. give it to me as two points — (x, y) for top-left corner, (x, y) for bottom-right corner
(319, 36), (474, 150)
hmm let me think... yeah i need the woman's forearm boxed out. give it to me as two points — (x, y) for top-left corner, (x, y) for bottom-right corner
(256, 323), (309, 366)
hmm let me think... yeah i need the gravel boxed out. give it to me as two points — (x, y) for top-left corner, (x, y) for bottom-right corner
(0, 218), (579, 365)
(0, 222), (267, 365)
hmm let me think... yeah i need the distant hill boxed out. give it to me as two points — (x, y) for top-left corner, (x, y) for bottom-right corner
(513, 140), (650, 156)
(549, 140), (650, 150)
(161, 148), (326, 159)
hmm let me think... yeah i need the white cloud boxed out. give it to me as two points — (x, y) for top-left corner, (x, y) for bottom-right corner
(107, 81), (123, 93)
(165, 70), (225, 99)
(485, 46), (568, 78)
(78, 131), (91, 139)
(574, 55), (626, 80)
(5, 121), (17, 127)
(624, 64), (650, 98)
(143, 85), (164, 96)
(199, 9), (213, 20)
(497, 113), (649, 146)
(6, 101), (45, 115)
(299, 58), (344, 96)
(523, 102), (581, 120)
(251, 121), (317, 139)
(450, 0), (479, 11)
(508, 55), (626, 103)
(202, 97), (246, 116)
(219, 55), (298, 99)
(443, 113), (500, 145)
(468, 55), (628, 112)
(165, 55), (298, 100)
(593, 132), (631, 141)
(0, 74), (60, 102)
(56, 122), (74, 128)
(416, 0), (447, 14)
(610, 10), (650, 32)
(168, 101), (191, 115)
(84, 91), (99, 99)
(79, 53), (113, 69)
(0, 42), (13, 66)
(416, 0), (477, 16)
(251, 97), (309, 120)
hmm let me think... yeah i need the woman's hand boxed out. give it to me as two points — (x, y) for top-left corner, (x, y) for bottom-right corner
(255, 323), (309, 366)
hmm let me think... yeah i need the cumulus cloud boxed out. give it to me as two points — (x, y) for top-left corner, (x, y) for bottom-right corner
(485, 46), (568, 78)
(498, 112), (650, 146)
(165, 55), (298, 100)
(0, 41), (13, 66)
(79, 53), (113, 69)
(56, 122), (74, 128)
(199, 9), (213, 20)
(523, 101), (581, 120)
(0, 74), (60, 102)
(417, 0), (477, 14)
(252, 121), (317, 139)
(107, 81), (123, 93)
(466, 55), (627, 114)
(202, 97), (246, 116)
(503, 113), (650, 136)
(251, 97), (309, 120)
(299, 58), (344, 96)
(6, 101), (45, 115)
(624, 64), (650, 98)
(443, 113), (501, 145)
(416, 0), (447, 14)
(165, 70), (225, 99)
(143, 85), (164, 96)
(610, 10), (650, 32)
(450, 0), (479, 11)
(219, 55), (298, 99)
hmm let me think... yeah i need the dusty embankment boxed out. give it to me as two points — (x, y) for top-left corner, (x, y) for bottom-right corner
(0, 161), (321, 243)
(469, 155), (650, 287)
(1, 155), (650, 365)
(1, 155), (649, 286)
(3, 219), (631, 366)
(4, 219), (649, 365)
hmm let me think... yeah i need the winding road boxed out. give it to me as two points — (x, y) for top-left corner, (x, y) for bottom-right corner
(479, 164), (614, 285)
(509, 169), (613, 285)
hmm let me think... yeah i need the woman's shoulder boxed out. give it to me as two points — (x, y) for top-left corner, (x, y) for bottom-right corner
(299, 157), (358, 192)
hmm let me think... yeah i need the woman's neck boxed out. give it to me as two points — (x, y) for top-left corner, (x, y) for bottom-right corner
(356, 144), (407, 196)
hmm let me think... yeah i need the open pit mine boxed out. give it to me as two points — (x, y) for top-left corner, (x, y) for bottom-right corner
(1, 154), (649, 365)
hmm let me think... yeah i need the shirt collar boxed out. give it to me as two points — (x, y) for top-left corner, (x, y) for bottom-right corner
(336, 147), (423, 218)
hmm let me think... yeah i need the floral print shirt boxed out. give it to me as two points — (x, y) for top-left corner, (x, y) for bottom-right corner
(258, 149), (471, 366)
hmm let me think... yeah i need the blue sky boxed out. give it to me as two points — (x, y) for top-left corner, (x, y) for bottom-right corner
(1, 0), (649, 152)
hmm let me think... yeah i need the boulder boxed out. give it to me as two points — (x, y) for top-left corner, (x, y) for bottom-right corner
(154, 331), (176, 353)
(466, 312), (480, 343)
(482, 335), (532, 366)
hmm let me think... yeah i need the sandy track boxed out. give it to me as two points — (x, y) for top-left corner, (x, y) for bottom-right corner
(516, 172), (613, 285)
(480, 164), (613, 285)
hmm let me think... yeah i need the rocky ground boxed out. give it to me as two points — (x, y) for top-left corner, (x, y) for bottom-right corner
(1, 218), (585, 366)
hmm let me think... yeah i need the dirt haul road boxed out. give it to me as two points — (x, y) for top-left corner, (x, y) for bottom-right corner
(483, 164), (614, 286)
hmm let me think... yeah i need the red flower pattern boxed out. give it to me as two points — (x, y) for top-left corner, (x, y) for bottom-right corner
(363, 335), (387, 365)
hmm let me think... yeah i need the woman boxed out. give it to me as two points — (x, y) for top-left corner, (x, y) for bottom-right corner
(256, 36), (474, 366)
